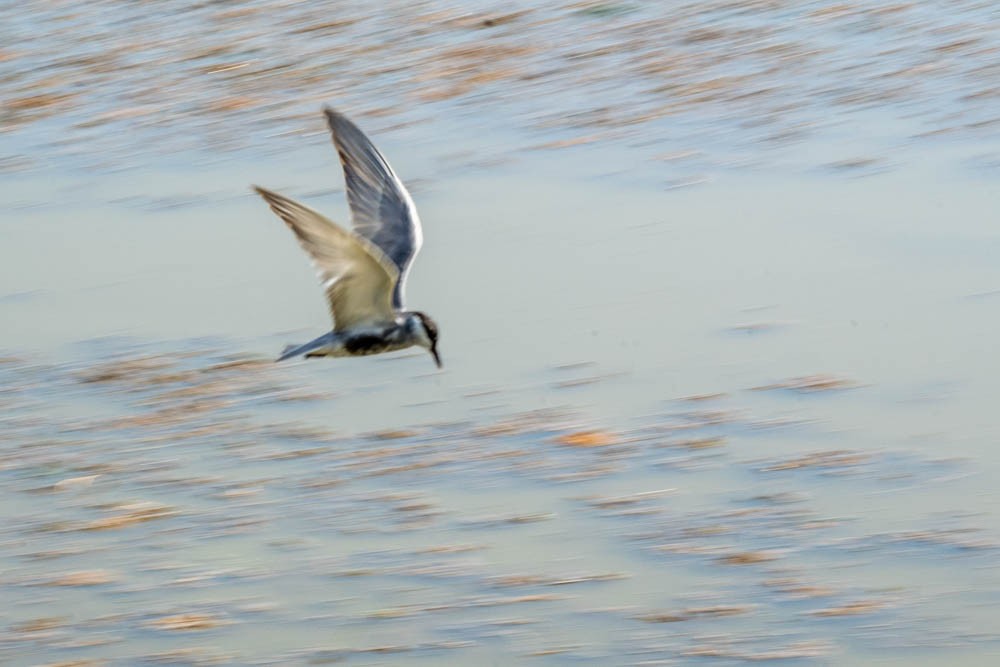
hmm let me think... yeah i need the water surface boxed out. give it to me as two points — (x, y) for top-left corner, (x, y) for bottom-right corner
(1, 1), (999, 664)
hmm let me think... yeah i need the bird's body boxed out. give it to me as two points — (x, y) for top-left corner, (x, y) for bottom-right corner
(254, 108), (441, 367)
(277, 314), (432, 361)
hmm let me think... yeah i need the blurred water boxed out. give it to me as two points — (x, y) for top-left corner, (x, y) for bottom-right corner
(2, 143), (999, 438)
(2, 138), (999, 665)
(1, 1), (999, 664)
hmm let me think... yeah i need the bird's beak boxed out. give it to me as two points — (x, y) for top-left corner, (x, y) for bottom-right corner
(430, 346), (442, 369)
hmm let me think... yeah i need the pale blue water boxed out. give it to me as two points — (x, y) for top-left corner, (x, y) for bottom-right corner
(1, 1), (999, 664)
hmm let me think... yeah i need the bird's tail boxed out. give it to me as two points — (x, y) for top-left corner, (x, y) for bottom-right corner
(277, 343), (303, 362)
(276, 333), (333, 361)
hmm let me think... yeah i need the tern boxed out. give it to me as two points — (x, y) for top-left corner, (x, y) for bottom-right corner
(254, 107), (441, 367)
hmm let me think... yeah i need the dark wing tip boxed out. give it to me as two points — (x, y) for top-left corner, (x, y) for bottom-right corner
(252, 186), (291, 218)
(323, 107), (371, 145)
(323, 106), (347, 130)
(253, 186), (298, 214)
(252, 184), (275, 200)
(251, 186), (297, 231)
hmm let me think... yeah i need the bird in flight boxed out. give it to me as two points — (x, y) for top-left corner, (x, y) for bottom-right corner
(254, 107), (441, 367)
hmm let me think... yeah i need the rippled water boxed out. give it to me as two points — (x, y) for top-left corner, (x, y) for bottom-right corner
(2, 1), (999, 665)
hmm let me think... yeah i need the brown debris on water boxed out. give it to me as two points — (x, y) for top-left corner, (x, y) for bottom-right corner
(368, 429), (420, 441)
(530, 134), (608, 151)
(753, 374), (860, 393)
(759, 449), (871, 472)
(527, 646), (578, 657)
(441, 9), (532, 30)
(204, 358), (272, 373)
(679, 392), (729, 402)
(554, 430), (617, 447)
(763, 577), (837, 599)
(673, 436), (726, 450)
(460, 512), (556, 528)
(139, 647), (235, 664)
(146, 613), (228, 631)
(77, 357), (174, 384)
(12, 616), (67, 633)
(0, 0), (996, 179)
(259, 447), (329, 461)
(810, 599), (886, 617)
(472, 593), (569, 607)
(888, 528), (997, 551)
(490, 572), (627, 588)
(717, 550), (781, 565)
(682, 639), (831, 660)
(43, 570), (116, 587)
(81, 501), (176, 531)
(6, 92), (76, 116)
(637, 604), (753, 623)
(584, 489), (676, 508)
(0, 339), (994, 662)
(414, 543), (486, 555)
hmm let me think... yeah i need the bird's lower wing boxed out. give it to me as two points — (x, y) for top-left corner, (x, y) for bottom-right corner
(253, 186), (399, 331)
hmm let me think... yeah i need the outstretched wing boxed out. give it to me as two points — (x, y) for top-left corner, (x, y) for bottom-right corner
(324, 107), (422, 309)
(254, 186), (399, 332)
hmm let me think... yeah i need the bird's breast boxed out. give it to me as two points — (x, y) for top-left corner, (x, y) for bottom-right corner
(343, 328), (410, 356)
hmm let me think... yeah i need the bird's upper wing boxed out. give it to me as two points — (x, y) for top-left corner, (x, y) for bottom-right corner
(324, 107), (422, 309)
(254, 186), (399, 332)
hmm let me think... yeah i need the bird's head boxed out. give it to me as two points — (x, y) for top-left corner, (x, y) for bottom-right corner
(408, 311), (441, 368)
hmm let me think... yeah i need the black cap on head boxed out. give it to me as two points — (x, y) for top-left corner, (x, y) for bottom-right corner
(415, 312), (441, 369)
